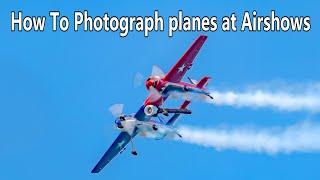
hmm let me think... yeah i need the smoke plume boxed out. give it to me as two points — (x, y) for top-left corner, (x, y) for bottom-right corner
(177, 121), (320, 154)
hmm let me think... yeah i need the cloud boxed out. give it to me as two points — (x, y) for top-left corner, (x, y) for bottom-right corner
(176, 121), (320, 154)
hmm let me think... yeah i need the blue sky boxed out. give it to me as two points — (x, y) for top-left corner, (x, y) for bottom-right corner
(1, 1), (320, 179)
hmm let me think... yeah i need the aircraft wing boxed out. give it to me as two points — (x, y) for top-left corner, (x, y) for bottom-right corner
(91, 105), (152, 173)
(91, 132), (134, 173)
(163, 35), (207, 83)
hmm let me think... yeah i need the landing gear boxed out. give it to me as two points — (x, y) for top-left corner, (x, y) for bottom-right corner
(130, 136), (138, 156)
(131, 151), (138, 156)
(152, 124), (158, 131)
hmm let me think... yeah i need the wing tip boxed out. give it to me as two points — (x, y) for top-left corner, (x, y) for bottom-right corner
(91, 167), (100, 173)
(199, 34), (208, 40)
(195, 35), (208, 45)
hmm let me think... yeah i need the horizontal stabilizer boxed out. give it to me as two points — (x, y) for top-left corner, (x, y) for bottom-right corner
(196, 76), (211, 88)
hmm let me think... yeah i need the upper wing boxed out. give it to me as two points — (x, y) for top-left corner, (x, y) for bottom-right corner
(163, 35), (207, 83)
(91, 132), (133, 173)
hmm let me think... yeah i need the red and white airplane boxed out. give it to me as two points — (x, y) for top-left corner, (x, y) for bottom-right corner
(91, 35), (211, 173)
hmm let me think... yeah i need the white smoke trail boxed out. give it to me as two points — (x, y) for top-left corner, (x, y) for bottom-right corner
(209, 90), (320, 112)
(206, 83), (320, 112)
(177, 121), (320, 154)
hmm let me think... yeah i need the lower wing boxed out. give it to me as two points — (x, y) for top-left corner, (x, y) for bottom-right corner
(91, 105), (152, 173)
(91, 132), (134, 173)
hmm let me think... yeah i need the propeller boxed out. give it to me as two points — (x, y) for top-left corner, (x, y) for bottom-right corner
(149, 86), (162, 102)
(108, 104), (124, 117)
(133, 65), (165, 88)
(133, 72), (144, 88)
(151, 65), (165, 77)
(133, 65), (165, 103)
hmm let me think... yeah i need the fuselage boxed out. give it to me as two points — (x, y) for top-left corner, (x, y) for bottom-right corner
(144, 76), (210, 106)
(115, 115), (178, 140)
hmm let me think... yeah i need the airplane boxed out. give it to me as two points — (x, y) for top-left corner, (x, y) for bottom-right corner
(91, 35), (211, 173)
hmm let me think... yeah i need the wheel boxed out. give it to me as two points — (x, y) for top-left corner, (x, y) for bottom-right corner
(131, 151), (138, 156)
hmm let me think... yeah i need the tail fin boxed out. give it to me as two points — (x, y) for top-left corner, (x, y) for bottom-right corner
(196, 76), (211, 89)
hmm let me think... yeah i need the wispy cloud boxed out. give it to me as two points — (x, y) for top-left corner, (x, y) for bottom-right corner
(176, 121), (320, 154)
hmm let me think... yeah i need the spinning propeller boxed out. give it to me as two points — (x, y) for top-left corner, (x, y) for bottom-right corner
(108, 103), (124, 118)
(148, 86), (162, 102)
(133, 65), (165, 88)
(133, 65), (164, 103)
(151, 65), (165, 77)
(133, 72), (144, 88)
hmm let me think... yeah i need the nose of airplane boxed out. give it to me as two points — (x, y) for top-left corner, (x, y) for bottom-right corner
(115, 119), (124, 128)
(146, 79), (153, 90)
